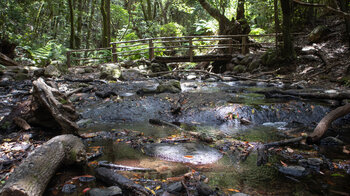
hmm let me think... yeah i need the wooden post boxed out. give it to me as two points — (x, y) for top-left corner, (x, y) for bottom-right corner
(228, 39), (233, 55)
(241, 36), (248, 55)
(189, 38), (193, 62)
(67, 51), (71, 68)
(112, 43), (118, 63)
(149, 39), (154, 61)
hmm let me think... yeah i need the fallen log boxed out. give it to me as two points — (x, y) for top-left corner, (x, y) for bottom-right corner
(149, 119), (214, 143)
(98, 161), (157, 172)
(31, 78), (79, 134)
(307, 103), (350, 143)
(257, 136), (306, 166)
(256, 89), (350, 100)
(1, 135), (86, 196)
(95, 167), (152, 196)
(0, 52), (19, 67)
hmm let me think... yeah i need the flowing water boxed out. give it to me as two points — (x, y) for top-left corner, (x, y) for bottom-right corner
(47, 80), (350, 195)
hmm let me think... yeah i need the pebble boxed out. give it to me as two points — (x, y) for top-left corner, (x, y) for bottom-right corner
(278, 165), (307, 177)
(88, 186), (122, 196)
(61, 184), (77, 194)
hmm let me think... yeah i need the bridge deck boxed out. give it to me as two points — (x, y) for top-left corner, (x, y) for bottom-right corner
(153, 54), (232, 63)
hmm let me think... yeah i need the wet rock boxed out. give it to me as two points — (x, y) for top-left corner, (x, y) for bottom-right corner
(247, 59), (261, 71)
(240, 55), (253, 65)
(150, 62), (168, 73)
(84, 67), (95, 73)
(33, 68), (45, 77)
(166, 182), (183, 194)
(61, 184), (77, 194)
(196, 182), (214, 196)
(156, 80), (181, 93)
(88, 186), (122, 196)
(236, 54), (245, 60)
(308, 25), (330, 43)
(230, 57), (240, 65)
(320, 137), (344, 146)
(233, 65), (246, 73)
(226, 63), (235, 72)
(121, 60), (136, 68)
(186, 74), (197, 80)
(121, 69), (145, 80)
(74, 68), (85, 74)
(100, 63), (121, 80)
(231, 193), (249, 196)
(278, 165), (307, 177)
(290, 80), (307, 89)
(144, 143), (222, 164)
(205, 78), (217, 82)
(95, 91), (117, 98)
(300, 55), (319, 62)
(14, 73), (29, 81)
(307, 158), (323, 166)
(79, 176), (96, 182)
(44, 64), (61, 77)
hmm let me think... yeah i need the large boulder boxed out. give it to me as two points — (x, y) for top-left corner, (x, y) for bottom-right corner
(308, 25), (330, 43)
(100, 63), (121, 80)
(121, 69), (145, 81)
(44, 64), (61, 77)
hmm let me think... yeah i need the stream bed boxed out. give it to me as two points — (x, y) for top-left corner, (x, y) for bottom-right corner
(46, 79), (350, 195)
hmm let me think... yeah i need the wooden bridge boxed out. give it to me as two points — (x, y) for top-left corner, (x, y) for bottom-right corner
(67, 34), (279, 67)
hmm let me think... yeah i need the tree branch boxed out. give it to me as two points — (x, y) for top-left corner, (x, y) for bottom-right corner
(293, 0), (350, 19)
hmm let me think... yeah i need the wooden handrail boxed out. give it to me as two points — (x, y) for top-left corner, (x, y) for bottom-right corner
(67, 33), (302, 66)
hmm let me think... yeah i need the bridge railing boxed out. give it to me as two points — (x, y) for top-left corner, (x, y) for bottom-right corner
(67, 34), (280, 67)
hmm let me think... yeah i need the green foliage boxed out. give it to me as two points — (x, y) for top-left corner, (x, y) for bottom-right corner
(249, 28), (266, 35)
(160, 22), (185, 37)
(194, 20), (218, 35)
(29, 40), (67, 67)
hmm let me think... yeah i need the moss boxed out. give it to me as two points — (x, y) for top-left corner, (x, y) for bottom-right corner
(59, 98), (68, 104)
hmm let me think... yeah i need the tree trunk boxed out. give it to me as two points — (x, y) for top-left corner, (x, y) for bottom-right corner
(86, 0), (95, 57)
(31, 78), (79, 135)
(197, 0), (241, 36)
(236, 0), (245, 20)
(106, 0), (111, 44)
(95, 167), (152, 196)
(338, 0), (350, 48)
(0, 52), (19, 66)
(68, 0), (75, 49)
(280, 0), (296, 59)
(1, 135), (86, 196)
(307, 103), (350, 143)
(76, 0), (83, 49)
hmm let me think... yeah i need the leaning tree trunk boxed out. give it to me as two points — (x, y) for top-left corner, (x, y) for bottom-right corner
(30, 78), (79, 134)
(0, 52), (19, 67)
(307, 103), (350, 143)
(1, 135), (86, 196)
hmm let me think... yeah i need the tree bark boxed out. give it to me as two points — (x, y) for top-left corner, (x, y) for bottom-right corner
(100, 0), (108, 47)
(197, 0), (241, 36)
(76, 0), (83, 49)
(86, 0), (95, 55)
(68, 0), (75, 49)
(307, 103), (350, 143)
(1, 135), (86, 196)
(0, 52), (19, 67)
(236, 0), (245, 20)
(31, 78), (79, 135)
(95, 167), (152, 196)
(280, 0), (296, 59)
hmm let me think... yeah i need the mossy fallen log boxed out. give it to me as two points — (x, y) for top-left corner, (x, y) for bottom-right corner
(1, 135), (86, 196)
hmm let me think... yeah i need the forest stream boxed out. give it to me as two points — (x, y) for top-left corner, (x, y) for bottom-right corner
(31, 78), (349, 196)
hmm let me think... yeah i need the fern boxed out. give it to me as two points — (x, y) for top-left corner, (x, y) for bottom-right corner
(30, 40), (67, 67)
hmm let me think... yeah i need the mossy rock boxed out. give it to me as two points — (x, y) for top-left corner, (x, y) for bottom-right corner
(44, 64), (61, 77)
(156, 80), (181, 93)
(308, 25), (330, 43)
(260, 49), (282, 67)
(14, 73), (30, 81)
(248, 59), (261, 71)
(233, 65), (246, 73)
(100, 63), (121, 80)
(150, 62), (168, 73)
